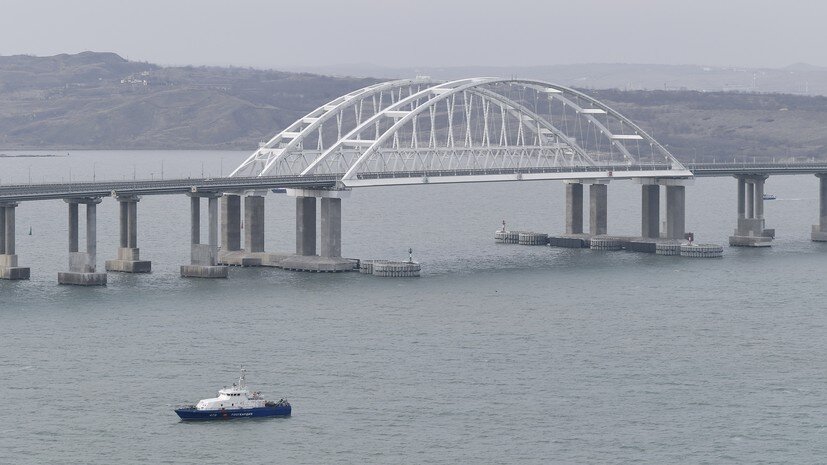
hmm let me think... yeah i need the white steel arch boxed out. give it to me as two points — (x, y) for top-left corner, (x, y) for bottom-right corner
(230, 77), (439, 177)
(231, 78), (691, 186)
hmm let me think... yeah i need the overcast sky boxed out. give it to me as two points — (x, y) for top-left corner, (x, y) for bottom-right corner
(0, 0), (823, 69)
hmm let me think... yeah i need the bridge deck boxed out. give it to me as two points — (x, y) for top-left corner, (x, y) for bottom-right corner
(686, 162), (827, 176)
(0, 176), (338, 201)
(1, 163), (826, 202)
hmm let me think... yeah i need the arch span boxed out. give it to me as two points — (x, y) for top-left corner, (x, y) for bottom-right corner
(231, 78), (690, 186)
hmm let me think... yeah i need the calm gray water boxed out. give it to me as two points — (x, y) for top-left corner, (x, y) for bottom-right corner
(1, 151), (825, 464)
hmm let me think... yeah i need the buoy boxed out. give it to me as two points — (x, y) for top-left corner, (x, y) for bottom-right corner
(28, 226), (32, 235)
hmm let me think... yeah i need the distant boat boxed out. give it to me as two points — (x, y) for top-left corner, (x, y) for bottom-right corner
(174, 367), (291, 421)
(762, 193), (777, 200)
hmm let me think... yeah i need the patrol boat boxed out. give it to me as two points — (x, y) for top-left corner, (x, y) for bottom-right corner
(175, 368), (291, 420)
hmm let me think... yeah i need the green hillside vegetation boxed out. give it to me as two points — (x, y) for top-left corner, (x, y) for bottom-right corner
(1, 52), (826, 161)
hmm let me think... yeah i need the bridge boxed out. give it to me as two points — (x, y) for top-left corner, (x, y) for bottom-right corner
(1, 78), (825, 284)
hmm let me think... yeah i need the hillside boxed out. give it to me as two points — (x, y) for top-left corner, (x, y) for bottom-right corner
(0, 52), (378, 150)
(1, 52), (826, 161)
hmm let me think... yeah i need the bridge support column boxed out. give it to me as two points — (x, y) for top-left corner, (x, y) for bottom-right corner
(0, 202), (30, 280)
(320, 197), (342, 258)
(730, 175), (773, 247)
(221, 194), (242, 252)
(737, 177), (746, 219)
(296, 196), (317, 256)
(665, 185), (686, 239)
(589, 183), (608, 236)
(279, 189), (354, 272)
(244, 195), (265, 253)
(564, 182), (583, 235)
(106, 196), (151, 273)
(181, 193), (228, 278)
(812, 174), (827, 241)
(59, 198), (106, 285)
(641, 184), (660, 239)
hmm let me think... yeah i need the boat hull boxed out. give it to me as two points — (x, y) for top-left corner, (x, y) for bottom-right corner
(175, 405), (291, 421)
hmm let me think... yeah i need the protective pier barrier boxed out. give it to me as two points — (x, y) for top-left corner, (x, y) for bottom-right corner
(548, 236), (588, 248)
(589, 237), (623, 251)
(494, 230), (525, 244)
(518, 232), (549, 245)
(359, 259), (389, 274)
(372, 261), (421, 277)
(655, 241), (683, 256)
(680, 244), (723, 258)
(626, 240), (657, 253)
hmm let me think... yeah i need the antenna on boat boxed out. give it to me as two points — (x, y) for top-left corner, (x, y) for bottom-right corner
(239, 365), (246, 388)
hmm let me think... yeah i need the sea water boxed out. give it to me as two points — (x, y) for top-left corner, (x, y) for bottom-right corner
(0, 151), (825, 464)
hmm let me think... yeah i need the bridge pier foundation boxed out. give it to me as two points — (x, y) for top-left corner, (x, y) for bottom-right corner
(59, 198), (107, 285)
(181, 193), (228, 278)
(564, 182), (583, 235)
(730, 175), (773, 247)
(106, 196), (151, 273)
(0, 202), (30, 280)
(813, 174), (827, 241)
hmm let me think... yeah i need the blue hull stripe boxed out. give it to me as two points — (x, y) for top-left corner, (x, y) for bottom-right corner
(175, 405), (291, 420)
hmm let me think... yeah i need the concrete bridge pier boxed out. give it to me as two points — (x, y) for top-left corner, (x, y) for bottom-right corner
(105, 196), (151, 273)
(641, 184), (660, 239)
(296, 195), (317, 256)
(59, 198), (107, 285)
(217, 193), (267, 266)
(637, 178), (690, 242)
(662, 180), (688, 239)
(0, 202), (30, 280)
(589, 182), (609, 236)
(564, 182), (583, 235)
(221, 194), (242, 253)
(181, 193), (228, 278)
(245, 195), (266, 254)
(320, 197), (342, 258)
(813, 174), (827, 241)
(281, 189), (354, 272)
(563, 180), (608, 237)
(730, 175), (773, 247)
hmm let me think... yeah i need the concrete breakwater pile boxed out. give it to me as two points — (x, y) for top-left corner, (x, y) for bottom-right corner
(495, 228), (723, 258)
